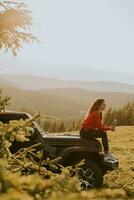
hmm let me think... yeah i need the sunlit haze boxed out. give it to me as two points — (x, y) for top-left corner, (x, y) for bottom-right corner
(1, 0), (134, 83)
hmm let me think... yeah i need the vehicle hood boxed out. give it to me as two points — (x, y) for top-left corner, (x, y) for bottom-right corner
(42, 133), (102, 149)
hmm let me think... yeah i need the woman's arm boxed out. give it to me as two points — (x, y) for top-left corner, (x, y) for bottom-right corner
(94, 112), (111, 131)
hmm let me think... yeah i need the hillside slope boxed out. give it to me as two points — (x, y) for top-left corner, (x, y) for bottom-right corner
(1, 74), (134, 93)
(1, 85), (134, 119)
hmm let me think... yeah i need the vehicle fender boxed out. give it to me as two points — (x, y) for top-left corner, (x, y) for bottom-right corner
(59, 146), (104, 166)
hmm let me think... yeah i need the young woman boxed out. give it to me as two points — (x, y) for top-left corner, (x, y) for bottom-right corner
(79, 98), (116, 160)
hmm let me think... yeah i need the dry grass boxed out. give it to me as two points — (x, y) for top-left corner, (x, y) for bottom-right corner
(1, 126), (133, 200)
(103, 126), (134, 199)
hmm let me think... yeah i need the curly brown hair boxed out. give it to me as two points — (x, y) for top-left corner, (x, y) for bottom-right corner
(89, 98), (105, 113)
(84, 98), (105, 120)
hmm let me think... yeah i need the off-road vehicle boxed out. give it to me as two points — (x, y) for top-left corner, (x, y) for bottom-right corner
(0, 111), (119, 190)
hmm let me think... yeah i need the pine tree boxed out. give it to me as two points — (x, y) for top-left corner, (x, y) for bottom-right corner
(50, 120), (57, 133)
(43, 120), (50, 131)
(0, 90), (10, 112)
(44, 120), (51, 132)
(104, 107), (112, 125)
(75, 119), (82, 131)
(58, 121), (66, 132)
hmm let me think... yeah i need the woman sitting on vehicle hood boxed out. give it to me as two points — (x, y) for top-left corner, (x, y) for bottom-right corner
(79, 98), (116, 160)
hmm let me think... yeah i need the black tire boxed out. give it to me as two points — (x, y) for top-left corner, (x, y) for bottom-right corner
(74, 160), (103, 190)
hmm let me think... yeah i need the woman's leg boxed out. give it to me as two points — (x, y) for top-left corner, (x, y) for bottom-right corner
(94, 130), (109, 153)
(79, 128), (109, 153)
(79, 128), (116, 159)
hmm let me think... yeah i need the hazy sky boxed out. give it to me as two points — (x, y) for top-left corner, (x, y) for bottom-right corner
(1, 0), (134, 81)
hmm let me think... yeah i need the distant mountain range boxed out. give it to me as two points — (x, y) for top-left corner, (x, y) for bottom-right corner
(0, 74), (134, 93)
(38, 65), (134, 85)
(0, 75), (134, 119)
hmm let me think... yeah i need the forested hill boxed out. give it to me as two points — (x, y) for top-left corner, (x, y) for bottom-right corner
(1, 84), (134, 119)
(1, 74), (134, 93)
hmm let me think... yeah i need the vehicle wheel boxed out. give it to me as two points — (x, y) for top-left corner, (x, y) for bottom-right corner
(74, 160), (103, 190)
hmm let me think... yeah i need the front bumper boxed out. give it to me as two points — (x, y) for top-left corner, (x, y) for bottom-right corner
(104, 158), (119, 170)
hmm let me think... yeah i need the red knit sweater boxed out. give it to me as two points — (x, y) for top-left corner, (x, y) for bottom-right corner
(81, 111), (110, 131)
